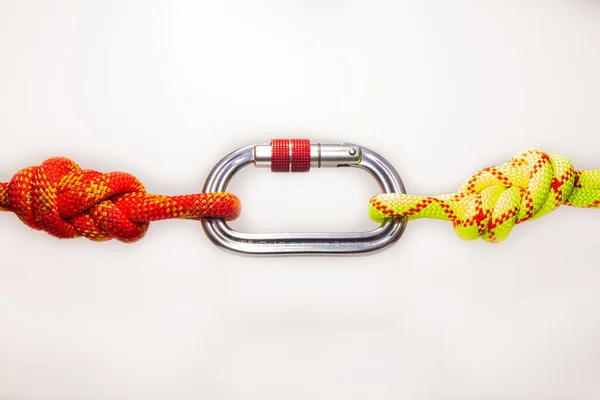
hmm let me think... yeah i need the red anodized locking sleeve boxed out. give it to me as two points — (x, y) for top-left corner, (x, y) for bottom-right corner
(270, 138), (312, 172)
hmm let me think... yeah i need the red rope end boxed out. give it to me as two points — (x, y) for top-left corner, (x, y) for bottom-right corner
(0, 157), (241, 242)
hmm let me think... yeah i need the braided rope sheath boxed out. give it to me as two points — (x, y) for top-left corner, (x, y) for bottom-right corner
(369, 149), (600, 243)
(0, 157), (241, 242)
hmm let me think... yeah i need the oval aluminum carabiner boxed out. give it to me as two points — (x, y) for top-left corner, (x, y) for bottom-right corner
(201, 139), (407, 255)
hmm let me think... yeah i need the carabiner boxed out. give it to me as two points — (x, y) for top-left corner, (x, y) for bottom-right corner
(201, 139), (407, 255)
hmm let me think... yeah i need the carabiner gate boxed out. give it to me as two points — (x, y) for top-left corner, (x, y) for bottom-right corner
(202, 139), (406, 255)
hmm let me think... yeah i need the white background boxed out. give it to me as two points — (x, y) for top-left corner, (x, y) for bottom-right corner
(1, 1), (600, 399)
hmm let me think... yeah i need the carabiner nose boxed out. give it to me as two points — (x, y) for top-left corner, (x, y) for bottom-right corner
(201, 139), (407, 255)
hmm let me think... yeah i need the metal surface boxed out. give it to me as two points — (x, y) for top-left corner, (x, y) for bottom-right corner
(202, 141), (407, 255)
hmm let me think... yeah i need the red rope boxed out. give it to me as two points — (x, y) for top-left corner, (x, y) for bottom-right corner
(0, 157), (241, 242)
